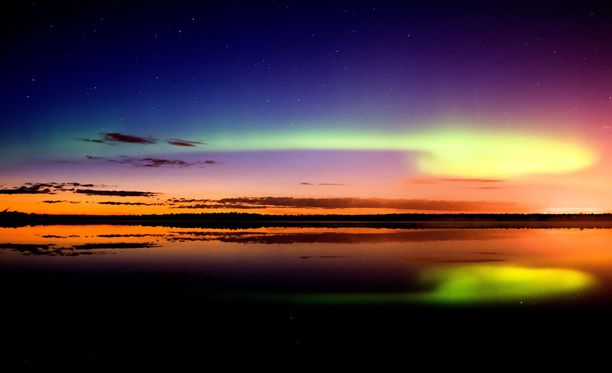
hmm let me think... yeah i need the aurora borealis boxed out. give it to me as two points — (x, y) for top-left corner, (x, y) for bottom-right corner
(2, 1), (612, 214)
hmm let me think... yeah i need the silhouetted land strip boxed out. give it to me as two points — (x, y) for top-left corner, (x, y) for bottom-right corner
(3, 211), (612, 228)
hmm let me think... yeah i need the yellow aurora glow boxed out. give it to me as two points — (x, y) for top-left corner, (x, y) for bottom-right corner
(409, 129), (596, 178)
(203, 126), (597, 178)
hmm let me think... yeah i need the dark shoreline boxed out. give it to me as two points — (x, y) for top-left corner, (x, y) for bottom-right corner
(3, 211), (612, 228)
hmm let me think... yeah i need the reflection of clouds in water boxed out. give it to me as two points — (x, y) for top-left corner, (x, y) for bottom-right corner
(0, 229), (516, 258)
(0, 242), (157, 256)
(40, 234), (80, 238)
(0, 226), (603, 306)
(97, 234), (167, 238)
(167, 229), (514, 244)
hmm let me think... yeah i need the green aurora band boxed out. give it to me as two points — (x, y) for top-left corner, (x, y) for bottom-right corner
(203, 127), (596, 178)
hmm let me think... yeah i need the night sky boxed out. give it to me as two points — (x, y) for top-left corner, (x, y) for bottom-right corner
(2, 0), (612, 214)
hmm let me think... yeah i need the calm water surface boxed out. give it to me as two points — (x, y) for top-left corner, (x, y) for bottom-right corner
(1, 225), (610, 306)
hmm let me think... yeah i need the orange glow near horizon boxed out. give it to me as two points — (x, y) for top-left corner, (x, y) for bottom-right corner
(1, 125), (610, 215)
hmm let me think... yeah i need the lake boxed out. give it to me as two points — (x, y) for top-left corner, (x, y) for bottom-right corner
(1, 225), (611, 367)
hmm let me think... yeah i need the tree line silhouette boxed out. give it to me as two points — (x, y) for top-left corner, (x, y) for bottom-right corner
(2, 210), (612, 228)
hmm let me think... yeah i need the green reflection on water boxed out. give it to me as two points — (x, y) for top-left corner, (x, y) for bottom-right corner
(416, 265), (595, 304)
(283, 265), (596, 305)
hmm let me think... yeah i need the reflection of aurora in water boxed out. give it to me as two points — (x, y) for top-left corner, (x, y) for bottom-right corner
(280, 265), (596, 305)
(416, 265), (596, 304)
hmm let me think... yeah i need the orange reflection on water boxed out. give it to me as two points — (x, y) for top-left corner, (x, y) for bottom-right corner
(3, 226), (612, 268)
(2, 226), (612, 304)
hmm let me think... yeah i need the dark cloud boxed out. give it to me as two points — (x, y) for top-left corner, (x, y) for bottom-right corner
(167, 138), (206, 147)
(0, 182), (123, 199)
(41, 235), (80, 238)
(71, 242), (158, 250)
(169, 196), (524, 212)
(80, 132), (157, 144)
(95, 133), (152, 144)
(97, 234), (165, 238)
(300, 182), (313, 186)
(132, 158), (190, 167)
(98, 201), (161, 206)
(86, 155), (216, 168)
(86, 155), (110, 161)
(86, 155), (188, 167)
(79, 138), (107, 144)
(75, 189), (158, 197)
(0, 182), (154, 201)
(81, 133), (211, 147)
(173, 203), (266, 209)
(0, 185), (54, 194)
(0, 182), (100, 195)
(166, 198), (211, 204)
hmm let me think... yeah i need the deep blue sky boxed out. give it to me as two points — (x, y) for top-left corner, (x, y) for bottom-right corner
(3, 0), (612, 140)
(2, 1), (612, 214)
